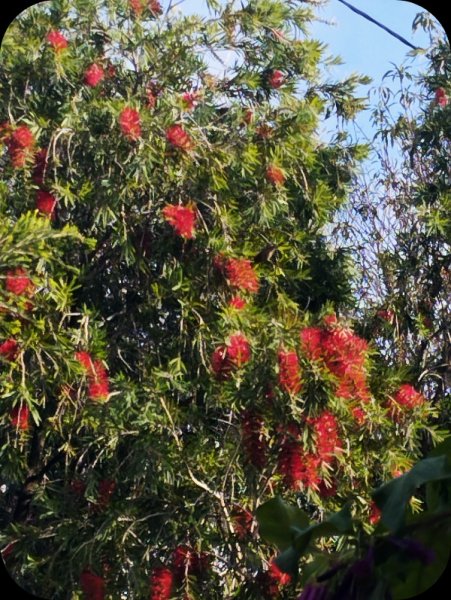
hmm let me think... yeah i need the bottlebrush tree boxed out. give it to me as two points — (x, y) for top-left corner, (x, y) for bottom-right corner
(0, 1), (440, 599)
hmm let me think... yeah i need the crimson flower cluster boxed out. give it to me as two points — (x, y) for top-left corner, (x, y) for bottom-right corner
(149, 545), (209, 599)
(162, 203), (197, 239)
(46, 30), (68, 52)
(119, 107), (142, 140)
(0, 339), (19, 361)
(2, 123), (35, 168)
(84, 63), (105, 87)
(181, 91), (200, 110)
(435, 87), (448, 107)
(149, 566), (173, 600)
(80, 569), (105, 600)
(277, 350), (302, 394)
(129, 0), (163, 17)
(267, 69), (285, 88)
(230, 504), (254, 540)
(256, 558), (291, 598)
(211, 332), (251, 380)
(385, 384), (425, 422)
(217, 257), (259, 294)
(166, 124), (194, 150)
(241, 409), (267, 469)
(10, 405), (30, 431)
(75, 351), (110, 401)
(266, 164), (286, 186)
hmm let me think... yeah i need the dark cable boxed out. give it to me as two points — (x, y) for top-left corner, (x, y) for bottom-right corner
(337, 0), (420, 51)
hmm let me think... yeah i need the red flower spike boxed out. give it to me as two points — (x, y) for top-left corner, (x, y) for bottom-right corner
(181, 91), (200, 110)
(266, 164), (285, 186)
(394, 384), (425, 409)
(268, 559), (291, 586)
(225, 258), (259, 293)
(162, 203), (197, 239)
(241, 409), (267, 469)
(166, 124), (194, 150)
(277, 350), (302, 394)
(435, 87), (448, 107)
(84, 63), (105, 87)
(33, 148), (48, 185)
(377, 309), (395, 323)
(172, 545), (205, 581)
(10, 405), (30, 431)
(299, 326), (324, 361)
(268, 69), (285, 88)
(277, 424), (303, 489)
(149, 0), (163, 14)
(1, 542), (16, 561)
(317, 478), (337, 498)
(11, 126), (34, 149)
(119, 107), (142, 141)
(75, 351), (95, 374)
(150, 566), (173, 600)
(0, 339), (19, 361)
(47, 30), (68, 52)
(369, 501), (381, 525)
(351, 406), (366, 425)
(308, 410), (341, 462)
(227, 333), (251, 367)
(36, 190), (57, 219)
(80, 570), (105, 600)
(5, 268), (33, 297)
(229, 296), (246, 309)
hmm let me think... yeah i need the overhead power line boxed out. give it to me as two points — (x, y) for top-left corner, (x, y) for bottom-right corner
(337, 0), (420, 51)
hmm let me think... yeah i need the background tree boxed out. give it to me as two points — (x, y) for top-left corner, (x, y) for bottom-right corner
(0, 1), (440, 598)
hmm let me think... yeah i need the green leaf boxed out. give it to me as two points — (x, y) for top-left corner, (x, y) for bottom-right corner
(372, 455), (451, 532)
(255, 496), (310, 550)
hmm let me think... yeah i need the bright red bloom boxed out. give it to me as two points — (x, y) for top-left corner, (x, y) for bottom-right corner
(33, 148), (48, 185)
(369, 501), (381, 525)
(11, 125), (34, 149)
(181, 91), (200, 110)
(377, 309), (395, 323)
(308, 410), (341, 462)
(277, 424), (304, 489)
(76, 352), (110, 400)
(225, 258), (259, 293)
(435, 87), (448, 107)
(323, 313), (338, 328)
(47, 30), (68, 52)
(36, 190), (57, 218)
(241, 409), (267, 469)
(84, 63), (105, 87)
(172, 545), (207, 581)
(229, 296), (246, 309)
(10, 405), (30, 430)
(80, 570), (105, 600)
(166, 124), (194, 150)
(150, 566), (173, 600)
(211, 345), (233, 381)
(266, 164), (285, 186)
(162, 203), (197, 239)
(351, 406), (366, 425)
(268, 559), (291, 586)
(231, 504), (254, 539)
(119, 107), (142, 141)
(299, 326), (324, 361)
(6, 125), (35, 168)
(392, 469), (404, 478)
(75, 351), (95, 374)
(149, 0), (163, 14)
(277, 350), (302, 394)
(5, 268), (33, 297)
(88, 378), (110, 400)
(267, 69), (285, 88)
(394, 384), (425, 409)
(227, 333), (251, 367)
(0, 339), (19, 361)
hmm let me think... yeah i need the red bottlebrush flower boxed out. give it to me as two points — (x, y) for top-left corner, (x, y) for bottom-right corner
(351, 406), (366, 425)
(394, 384), (425, 409)
(47, 30), (68, 52)
(5, 268), (33, 297)
(97, 479), (116, 509)
(84, 63), (105, 87)
(369, 501), (381, 525)
(301, 453), (321, 489)
(162, 203), (197, 239)
(150, 566), (173, 600)
(229, 296), (246, 309)
(0, 339), (19, 361)
(435, 87), (448, 107)
(75, 351), (96, 375)
(225, 258), (259, 293)
(241, 409), (267, 469)
(323, 313), (338, 328)
(211, 345), (233, 381)
(149, 0), (163, 14)
(172, 545), (204, 581)
(299, 326), (324, 361)
(231, 504), (254, 539)
(10, 405), (30, 430)
(33, 148), (48, 185)
(119, 107), (142, 141)
(308, 410), (341, 462)
(181, 91), (200, 110)
(129, 0), (144, 15)
(377, 309), (395, 323)
(267, 69), (285, 88)
(266, 164), (285, 186)
(268, 559), (291, 586)
(227, 332), (251, 367)
(277, 350), (302, 394)
(166, 124), (194, 150)
(1, 542), (16, 561)
(80, 570), (105, 600)
(36, 190), (57, 218)
(212, 253), (227, 273)
(88, 377), (110, 401)
(277, 424), (303, 489)
(11, 125), (34, 149)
